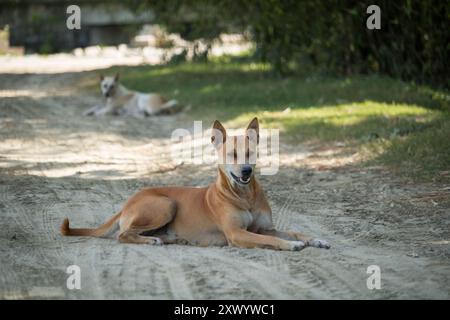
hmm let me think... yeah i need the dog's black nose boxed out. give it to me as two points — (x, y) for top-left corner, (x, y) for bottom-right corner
(241, 166), (252, 177)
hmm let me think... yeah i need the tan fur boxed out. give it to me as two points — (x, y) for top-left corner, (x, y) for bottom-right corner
(61, 118), (330, 251)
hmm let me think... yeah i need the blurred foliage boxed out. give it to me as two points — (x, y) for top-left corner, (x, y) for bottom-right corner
(125, 0), (449, 87)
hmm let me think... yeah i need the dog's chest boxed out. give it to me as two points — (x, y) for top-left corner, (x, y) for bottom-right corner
(239, 211), (267, 230)
(238, 211), (272, 232)
(239, 211), (254, 229)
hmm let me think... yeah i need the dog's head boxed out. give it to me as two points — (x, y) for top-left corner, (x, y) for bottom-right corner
(99, 73), (119, 98)
(211, 118), (259, 187)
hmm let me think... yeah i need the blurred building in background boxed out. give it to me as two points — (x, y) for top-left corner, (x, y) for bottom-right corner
(0, 0), (154, 53)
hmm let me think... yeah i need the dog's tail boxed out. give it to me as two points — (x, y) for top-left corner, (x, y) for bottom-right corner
(61, 211), (121, 237)
(159, 99), (191, 114)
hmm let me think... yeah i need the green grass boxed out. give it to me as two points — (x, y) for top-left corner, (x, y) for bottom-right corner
(89, 58), (450, 181)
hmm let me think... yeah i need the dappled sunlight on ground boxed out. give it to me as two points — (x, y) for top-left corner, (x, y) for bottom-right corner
(0, 58), (449, 299)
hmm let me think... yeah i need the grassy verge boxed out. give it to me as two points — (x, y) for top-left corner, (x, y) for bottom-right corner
(87, 58), (450, 182)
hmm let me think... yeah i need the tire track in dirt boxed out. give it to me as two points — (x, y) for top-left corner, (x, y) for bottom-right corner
(81, 183), (127, 299)
(126, 246), (173, 299)
(1, 182), (64, 298)
(41, 200), (67, 265)
(157, 248), (195, 300)
(202, 249), (294, 299)
(129, 246), (195, 300)
(289, 209), (372, 299)
(297, 255), (362, 299)
(2, 66), (449, 299)
(263, 194), (295, 273)
(0, 184), (28, 299)
(32, 142), (73, 288)
(247, 186), (363, 298)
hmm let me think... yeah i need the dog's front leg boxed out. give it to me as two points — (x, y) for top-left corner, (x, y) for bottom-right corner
(83, 105), (103, 116)
(94, 106), (112, 117)
(94, 105), (115, 116)
(259, 229), (330, 249)
(224, 228), (306, 251)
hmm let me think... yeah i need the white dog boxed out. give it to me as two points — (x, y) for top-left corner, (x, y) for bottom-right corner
(84, 73), (183, 117)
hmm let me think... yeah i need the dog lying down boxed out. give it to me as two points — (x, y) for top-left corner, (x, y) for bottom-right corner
(84, 73), (185, 117)
(61, 118), (331, 252)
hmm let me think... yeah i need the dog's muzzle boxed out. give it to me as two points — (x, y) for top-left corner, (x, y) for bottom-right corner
(230, 172), (251, 185)
(104, 87), (114, 98)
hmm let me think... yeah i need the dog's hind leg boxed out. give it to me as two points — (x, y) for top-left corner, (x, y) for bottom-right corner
(156, 99), (182, 115)
(118, 230), (163, 245)
(118, 196), (177, 245)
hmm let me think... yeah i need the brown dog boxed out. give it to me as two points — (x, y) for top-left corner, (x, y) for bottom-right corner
(61, 118), (330, 251)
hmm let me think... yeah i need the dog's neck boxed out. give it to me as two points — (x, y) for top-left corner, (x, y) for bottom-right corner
(107, 84), (130, 99)
(117, 84), (132, 96)
(208, 168), (258, 211)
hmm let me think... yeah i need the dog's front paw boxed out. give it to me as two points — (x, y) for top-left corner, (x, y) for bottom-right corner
(83, 106), (100, 116)
(289, 240), (307, 251)
(308, 239), (331, 249)
(149, 237), (163, 246)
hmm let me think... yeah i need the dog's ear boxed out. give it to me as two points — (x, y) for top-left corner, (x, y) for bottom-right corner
(99, 74), (104, 81)
(211, 120), (226, 147)
(246, 117), (259, 144)
(114, 73), (120, 82)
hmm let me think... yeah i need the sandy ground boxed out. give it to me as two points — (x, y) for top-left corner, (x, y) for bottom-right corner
(0, 56), (449, 300)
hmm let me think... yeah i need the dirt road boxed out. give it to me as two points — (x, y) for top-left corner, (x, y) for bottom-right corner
(0, 56), (449, 299)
